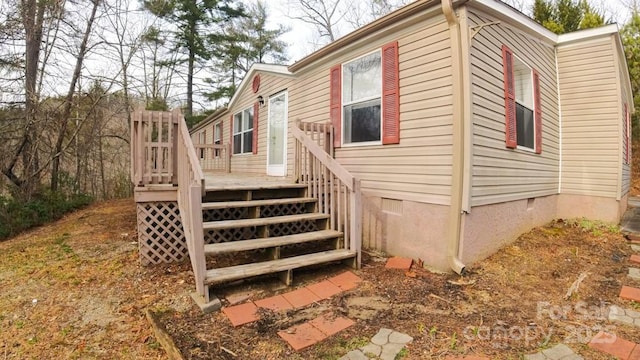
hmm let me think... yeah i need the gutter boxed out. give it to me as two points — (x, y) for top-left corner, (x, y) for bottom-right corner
(442, 0), (467, 275)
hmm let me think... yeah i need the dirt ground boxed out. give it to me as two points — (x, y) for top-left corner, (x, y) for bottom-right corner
(1, 198), (640, 359)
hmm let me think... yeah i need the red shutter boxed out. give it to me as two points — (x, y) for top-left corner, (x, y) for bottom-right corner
(330, 64), (342, 148)
(382, 41), (400, 145)
(229, 114), (234, 156)
(533, 69), (542, 154)
(253, 102), (259, 154)
(625, 103), (630, 164)
(502, 45), (517, 149)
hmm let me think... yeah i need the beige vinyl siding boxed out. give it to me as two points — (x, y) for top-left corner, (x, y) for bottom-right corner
(468, 9), (560, 207)
(289, 13), (454, 205)
(558, 36), (620, 198)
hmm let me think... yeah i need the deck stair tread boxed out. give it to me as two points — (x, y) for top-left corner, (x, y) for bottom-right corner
(204, 229), (342, 255)
(203, 213), (329, 230)
(204, 249), (355, 285)
(202, 197), (316, 210)
(204, 182), (306, 191)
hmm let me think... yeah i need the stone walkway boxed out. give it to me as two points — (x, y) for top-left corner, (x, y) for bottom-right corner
(219, 235), (640, 358)
(339, 328), (413, 360)
(523, 344), (583, 360)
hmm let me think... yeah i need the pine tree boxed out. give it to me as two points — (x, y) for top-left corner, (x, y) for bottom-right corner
(143, 0), (245, 118)
(532, 0), (605, 35)
(206, 1), (288, 103)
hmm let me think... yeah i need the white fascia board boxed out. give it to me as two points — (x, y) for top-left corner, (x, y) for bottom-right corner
(557, 24), (620, 45)
(471, 0), (558, 43)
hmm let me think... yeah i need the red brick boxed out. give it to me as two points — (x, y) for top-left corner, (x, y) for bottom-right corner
(588, 331), (635, 359)
(222, 302), (259, 326)
(306, 280), (343, 300)
(629, 345), (640, 360)
(254, 295), (293, 311)
(308, 313), (354, 336)
(621, 286), (640, 301)
(283, 287), (321, 308)
(632, 254), (640, 264)
(278, 322), (326, 351)
(385, 256), (413, 270)
(328, 271), (362, 291)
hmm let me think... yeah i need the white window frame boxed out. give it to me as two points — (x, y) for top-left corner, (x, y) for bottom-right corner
(341, 49), (383, 147)
(513, 55), (536, 152)
(213, 122), (222, 157)
(233, 107), (254, 155)
(199, 131), (206, 159)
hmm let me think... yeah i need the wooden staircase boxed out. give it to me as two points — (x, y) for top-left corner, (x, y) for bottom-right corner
(131, 110), (361, 305)
(200, 181), (357, 290)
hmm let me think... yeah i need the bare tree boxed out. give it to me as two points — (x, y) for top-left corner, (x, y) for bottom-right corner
(288, 0), (344, 45)
(344, 0), (409, 28)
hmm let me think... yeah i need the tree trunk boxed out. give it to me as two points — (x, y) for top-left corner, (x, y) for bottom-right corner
(186, 47), (194, 117)
(4, 0), (47, 196)
(51, 0), (100, 191)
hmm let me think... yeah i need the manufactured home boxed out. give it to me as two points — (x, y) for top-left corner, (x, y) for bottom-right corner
(132, 0), (633, 304)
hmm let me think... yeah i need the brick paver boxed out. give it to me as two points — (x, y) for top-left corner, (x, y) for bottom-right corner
(328, 271), (362, 291)
(306, 280), (343, 300)
(222, 302), (259, 326)
(630, 346), (640, 360)
(254, 295), (293, 311)
(283, 287), (321, 308)
(621, 286), (640, 301)
(631, 254), (640, 264)
(589, 331), (636, 359)
(385, 257), (413, 270)
(278, 322), (327, 351)
(308, 313), (354, 336)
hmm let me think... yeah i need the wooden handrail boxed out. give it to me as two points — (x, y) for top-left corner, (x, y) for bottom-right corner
(175, 110), (207, 301)
(292, 124), (362, 268)
(291, 126), (354, 189)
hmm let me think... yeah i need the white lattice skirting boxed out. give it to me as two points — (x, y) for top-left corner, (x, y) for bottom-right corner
(137, 202), (188, 265)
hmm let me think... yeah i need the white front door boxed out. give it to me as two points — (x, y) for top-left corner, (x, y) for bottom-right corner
(267, 91), (288, 176)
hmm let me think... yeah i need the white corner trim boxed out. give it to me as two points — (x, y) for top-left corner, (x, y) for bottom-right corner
(555, 47), (563, 194)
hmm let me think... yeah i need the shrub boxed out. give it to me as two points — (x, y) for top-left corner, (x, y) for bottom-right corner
(0, 190), (93, 241)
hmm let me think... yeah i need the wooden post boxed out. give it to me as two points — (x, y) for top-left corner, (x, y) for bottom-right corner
(190, 183), (207, 301)
(351, 179), (362, 269)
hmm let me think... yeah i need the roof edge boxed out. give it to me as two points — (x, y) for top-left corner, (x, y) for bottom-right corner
(557, 24), (620, 45)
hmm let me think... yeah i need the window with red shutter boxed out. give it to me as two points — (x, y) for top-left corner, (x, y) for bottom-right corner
(332, 41), (400, 147)
(502, 45), (541, 153)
